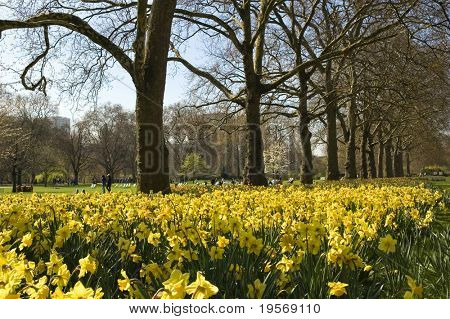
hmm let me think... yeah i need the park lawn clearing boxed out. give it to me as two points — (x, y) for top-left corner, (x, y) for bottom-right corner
(0, 184), (136, 195)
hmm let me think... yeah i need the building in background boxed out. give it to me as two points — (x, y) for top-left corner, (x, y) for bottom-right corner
(50, 116), (70, 132)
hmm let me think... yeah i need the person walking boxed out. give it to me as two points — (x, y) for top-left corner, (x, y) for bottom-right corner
(101, 175), (106, 194)
(106, 174), (112, 193)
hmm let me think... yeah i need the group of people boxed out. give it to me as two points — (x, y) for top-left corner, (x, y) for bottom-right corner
(210, 177), (226, 186)
(173, 177), (297, 187)
(101, 174), (112, 193)
(90, 174), (112, 193)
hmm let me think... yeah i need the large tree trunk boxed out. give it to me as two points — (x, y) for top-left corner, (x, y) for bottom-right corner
(377, 130), (384, 178)
(385, 138), (394, 177)
(136, 93), (171, 194)
(344, 97), (357, 179)
(298, 73), (313, 184)
(242, 1), (267, 186)
(394, 148), (404, 177)
(243, 91), (267, 186)
(360, 125), (368, 179)
(135, 0), (176, 194)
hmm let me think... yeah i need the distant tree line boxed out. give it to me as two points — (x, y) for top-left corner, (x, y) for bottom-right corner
(1, 87), (447, 191)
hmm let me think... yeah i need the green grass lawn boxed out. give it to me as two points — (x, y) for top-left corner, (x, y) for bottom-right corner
(430, 179), (450, 191)
(0, 184), (135, 195)
(1, 177), (448, 195)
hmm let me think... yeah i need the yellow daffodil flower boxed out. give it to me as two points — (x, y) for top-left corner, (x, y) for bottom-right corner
(186, 272), (218, 299)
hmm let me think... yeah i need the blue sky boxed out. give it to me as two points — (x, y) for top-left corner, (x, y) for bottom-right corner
(0, 10), (198, 121)
(1, 47), (191, 120)
(85, 62), (190, 118)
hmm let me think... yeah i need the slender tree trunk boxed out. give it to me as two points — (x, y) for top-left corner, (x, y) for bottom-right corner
(12, 165), (17, 193)
(17, 167), (22, 186)
(326, 103), (340, 180)
(360, 125), (368, 179)
(377, 130), (384, 178)
(288, 132), (298, 175)
(44, 171), (48, 187)
(325, 62), (340, 180)
(240, 140), (247, 179)
(135, 0), (176, 194)
(345, 63), (357, 179)
(368, 137), (377, 178)
(345, 97), (357, 179)
(236, 143), (241, 179)
(406, 152), (411, 176)
(385, 138), (394, 177)
(398, 151), (404, 177)
(298, 73), (313, 184)
(225, 133), (233, 176)
(299, 114), (313, 184)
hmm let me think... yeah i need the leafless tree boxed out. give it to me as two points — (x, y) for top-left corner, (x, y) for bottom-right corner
(0, 0), (177, 193)
(57, 120), (92, 185)
(83, 104), (134, 179)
